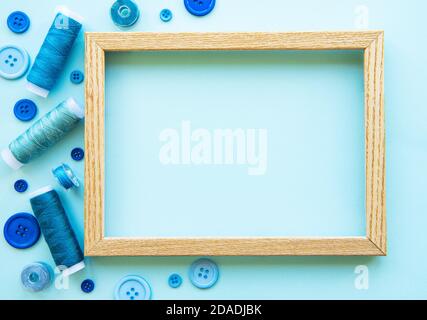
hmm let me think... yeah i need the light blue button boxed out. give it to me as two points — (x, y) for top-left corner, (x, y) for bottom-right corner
(0, 45), (30, 80)
(114, 275), (152, 300)
(189, 258), (219, 289)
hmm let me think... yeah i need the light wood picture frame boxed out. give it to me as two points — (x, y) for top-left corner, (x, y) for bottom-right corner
(85, 31), (385, 256)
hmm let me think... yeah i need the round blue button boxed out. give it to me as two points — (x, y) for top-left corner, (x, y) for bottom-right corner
(14, 179), (28, 193)
(114, 275), (152, 300)
(111, 0), (140, 28)
(70, 70), (84, 84)
(184, 0), (216, 17)
(71, 147), (84, 161)
(3, 213), (40, 249)
(189, 258), (219, 289)
(168, 273), (182, 288)
(81, 279), (95, 293)
(160, 9), (173, 22)
(0, 45), (30, 80)
(7, 11), (30, 34)
(13, 99), (37, 122)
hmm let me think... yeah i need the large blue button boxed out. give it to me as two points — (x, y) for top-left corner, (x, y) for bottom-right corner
(111, 0), (140, 28)
(184, 0), (216, 16)
(114, 275), (152, 300)
(3, 213), (40, 249)
(70, 70), (84, 84)
(14, 179), (28, 193)
(0, 45), (30, 80)
(168, 273), (182, 288)
(189, 258), (219, 289)
(13, 99), (37, 122)
(7, 11), (30, 34)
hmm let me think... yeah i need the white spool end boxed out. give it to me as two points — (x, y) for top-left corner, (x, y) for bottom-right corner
(1, 148), (23, 170)
(55, 6), (84, 24)
(62, 261), (85, 277)
(65, 97), (84, 119)
(29, 185), (54, 199)
(26, 81), (49, 98)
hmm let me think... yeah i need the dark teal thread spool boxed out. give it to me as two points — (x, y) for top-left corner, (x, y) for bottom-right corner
(30, 186), (85, 277)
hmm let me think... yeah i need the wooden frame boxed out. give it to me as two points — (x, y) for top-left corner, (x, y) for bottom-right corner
(85, 32), (385, 256)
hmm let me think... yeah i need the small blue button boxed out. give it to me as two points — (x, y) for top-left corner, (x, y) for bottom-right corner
(3, 213), (40, 249)
(160, 9), (173, 22)
(184, 0), (216, 17)
(114, 275), (152, 300)
(168, 273), (182, 288)
(111, 0), (140, 28)
(71, 147), (84, 161)
(81, 279), (95, 293)
(0, 45), (30, 80)
(14, 179), (28, 193)
(7, 11), (30, 34)
(189, 258), (219, 289)
(70, 70), (84, 84)
(13, 99), (37, 122)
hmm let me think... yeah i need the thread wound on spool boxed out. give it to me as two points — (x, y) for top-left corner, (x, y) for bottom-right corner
(21, 262), (53, 292)
(30, 188), (84, 275)
(52, 163), (79, 190)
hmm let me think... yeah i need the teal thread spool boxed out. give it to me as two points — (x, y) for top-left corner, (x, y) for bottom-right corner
(52, 163), (80, 190)
(30, 186), (85, 277)
(21, 262), (53, 292)
(26, 7), (83, 97)
(1, 97), (84, 170)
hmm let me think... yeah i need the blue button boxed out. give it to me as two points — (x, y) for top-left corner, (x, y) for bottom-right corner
(168, 273), (182, 288)
(7, 11), (30, 34)
(71, 147), (84, 161)
(114, 275), (152, 300)
(70, 70), (84, 84)
(0, 45), (30, 80)
(14, 179), (28, 193)
(111, 0), (140, 28)
(189, 258), (219, 289)
(13, 99), (37, 122)
(81, 279), (95, 293)
(160, 9), (173, 22)
(3, 213), (40, 249)
(184, 0), (216, 16)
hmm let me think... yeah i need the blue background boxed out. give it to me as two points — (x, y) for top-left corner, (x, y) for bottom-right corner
(0, 0), (426, 299)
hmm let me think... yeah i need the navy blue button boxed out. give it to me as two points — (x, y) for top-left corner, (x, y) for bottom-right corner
(7, 11), (30, 34)
(70, 70), (84, 84)
(71, 147), (84, 161)
(13, 99), (37, 122)
(184, 0), (216, 16)
(3, 213), (40, 249)
(111, 0), (140, 28)
(114, 275), (152, 300)
(189, 258), (219, 289)
(81, 279), (95, 293)
(160, 9), (173, 22)
(168, 273), (182, 288)
(14, 179), (28, 193)
(0, 45), (30, 80)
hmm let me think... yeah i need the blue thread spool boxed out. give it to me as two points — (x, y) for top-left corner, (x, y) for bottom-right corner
(26, 7), (83, 97)
(111, 0), (140, 28)
(52, 163), (80, 190)
(21, 262), (53, 292)
(30, 186), (85, 277)
(1, 97), (84, 170)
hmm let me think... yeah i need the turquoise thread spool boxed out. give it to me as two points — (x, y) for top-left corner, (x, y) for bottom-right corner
(52, 163), (80, 190)
(30, 186), (85, 277)
(26, 7), (83, 97)
(21, 262), (53, 292)
(1, 97), (84, 170)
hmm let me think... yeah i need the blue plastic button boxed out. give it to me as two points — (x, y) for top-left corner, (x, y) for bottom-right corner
(3, 213), (40, 249)
(70, 70), (84, 84)
(81, 279), (95, 293)
(71, 147), (84, 161)
(160, 9), (173, 22)
(111, 0), (140, 28)
(189, 258), (219, 289)
(184, 0), (216, 16)
(7, 11), (30, 34)
(0, 45), (30, 80)
(14, 179), (28, 193)
(168, 273), (182, 288)
(114, 275), (152, 300)
(13, 99), (37, 122)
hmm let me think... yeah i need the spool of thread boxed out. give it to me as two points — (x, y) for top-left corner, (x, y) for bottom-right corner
(26, 7), (83, 97)
(1, 97), (84, 170)
(21, 262), (53, 292)
(52, 163), (80, 190)
(30, 186), (85, 277)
